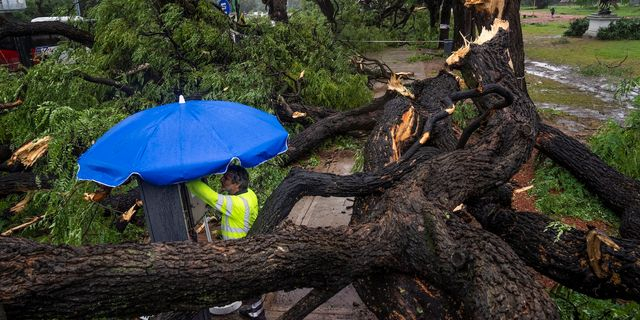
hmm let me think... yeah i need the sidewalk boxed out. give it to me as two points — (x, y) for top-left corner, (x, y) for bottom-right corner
(262, 150), (376, 319)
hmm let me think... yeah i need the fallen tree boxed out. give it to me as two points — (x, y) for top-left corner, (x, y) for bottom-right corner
(2, 4), (640, 320)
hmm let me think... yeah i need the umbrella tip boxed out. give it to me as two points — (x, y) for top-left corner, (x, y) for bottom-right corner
(179, 95), (185, 104)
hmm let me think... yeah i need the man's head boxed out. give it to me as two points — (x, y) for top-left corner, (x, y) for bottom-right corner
(221, 165), (249, 195)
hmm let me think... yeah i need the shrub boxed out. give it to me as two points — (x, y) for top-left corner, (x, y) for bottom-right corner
(597, 18), (640, 40)
(564, 17), (588, 37)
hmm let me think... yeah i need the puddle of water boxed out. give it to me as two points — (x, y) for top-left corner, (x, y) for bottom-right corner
(526, 60), (638, 127)
(526, 60), (638, 109)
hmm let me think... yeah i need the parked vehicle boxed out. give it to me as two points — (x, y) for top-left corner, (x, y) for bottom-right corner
(0, 16), (87, 71)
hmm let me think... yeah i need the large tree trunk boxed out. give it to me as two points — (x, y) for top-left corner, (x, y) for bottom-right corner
(452, 0), (527, 91)
(0, 221), (406, 319)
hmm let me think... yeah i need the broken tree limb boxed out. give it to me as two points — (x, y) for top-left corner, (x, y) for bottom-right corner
(0, 100), (22, 111)
(276, 286), (346, 320)
(1, 215), (42, 236)
(362, 72), (461, 171)
(467, 203), (640, 302)
(0, 173), (51, 197)
(252, 146), (442, 234)
(536, 123), (640, 240)
(273, 97), (336, 125)
(282, 91), (395, 165)
(401, 83), (514, 160)
(76, 71), (135, 96)
(6, 136), (51, 169)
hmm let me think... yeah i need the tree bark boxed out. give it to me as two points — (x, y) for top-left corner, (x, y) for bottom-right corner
(452, 0), (527, 92)
(0, 221), (406, 319)
(264, 0), (289, 22)
(0, 173), (51, 197)
(536, 123), (640, 240)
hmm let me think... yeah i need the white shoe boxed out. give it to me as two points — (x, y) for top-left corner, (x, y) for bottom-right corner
(209, 301), (242, 315)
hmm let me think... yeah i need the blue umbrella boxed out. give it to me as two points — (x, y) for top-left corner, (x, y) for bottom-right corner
(77, 97), (288, 187)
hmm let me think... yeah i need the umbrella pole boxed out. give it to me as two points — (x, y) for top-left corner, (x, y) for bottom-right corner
(137, 178), (209, 320)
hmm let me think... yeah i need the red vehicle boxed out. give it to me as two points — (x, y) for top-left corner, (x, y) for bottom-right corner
(0, 17), (82, 71)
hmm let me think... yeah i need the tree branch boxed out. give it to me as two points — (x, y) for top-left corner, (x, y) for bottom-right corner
(282, 91), (395, 165)
(0, 18), (94, 47)
(0, 173), (51, 197)
(467, 202), (640, 302)
(0, 100), (22, 111)
(75, 71), (135, 96)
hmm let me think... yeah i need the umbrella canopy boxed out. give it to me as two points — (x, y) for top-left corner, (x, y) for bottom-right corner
(77, 98), (288, 187)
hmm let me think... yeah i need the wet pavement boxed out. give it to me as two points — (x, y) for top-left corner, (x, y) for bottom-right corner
(264, 150), (376, 319)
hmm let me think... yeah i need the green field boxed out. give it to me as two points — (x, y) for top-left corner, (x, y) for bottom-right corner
(521, 5), (640, 17)
(521, 6), (640, 77)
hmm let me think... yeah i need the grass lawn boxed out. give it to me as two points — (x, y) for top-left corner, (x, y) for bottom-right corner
(521, 15), (640, 77)
(521, 21), (568, 36)
(521, 5), (640, 17)
(525, 36), (640, 76)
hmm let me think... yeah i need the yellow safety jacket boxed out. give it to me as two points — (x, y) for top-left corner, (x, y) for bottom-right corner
(186, 180), (259, 240)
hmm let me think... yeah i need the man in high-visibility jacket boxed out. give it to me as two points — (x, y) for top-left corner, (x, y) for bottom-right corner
(187, 165), (258, 240)
(187, 165), (266, 319)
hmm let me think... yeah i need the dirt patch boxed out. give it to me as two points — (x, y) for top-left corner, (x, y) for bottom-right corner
(521, 12), (582, 24)
(560, 216), (614, 234)
(511, 150), (539, 212)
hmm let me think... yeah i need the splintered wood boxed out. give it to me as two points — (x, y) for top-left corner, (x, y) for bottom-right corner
(7, 136), (51, 168)
(390, 106), (418, 162)
(464, 0), (506, 19)
(446, 19), (510, 66)
(586, 229), (621, 279)
(9, 193), (33, 214)
(7, 136), (52, 168)
(387, 73), (415, 99)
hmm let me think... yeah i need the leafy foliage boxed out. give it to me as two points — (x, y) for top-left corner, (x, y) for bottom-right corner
(532, 158), (619, 228)
(1, 0), (380, 245)
(551, 285), (640, 320)
(598, 18), (640, 40)
(564, 18), (588, 37)
(451, 102), (478, 128)
(590, 110), (640, 180)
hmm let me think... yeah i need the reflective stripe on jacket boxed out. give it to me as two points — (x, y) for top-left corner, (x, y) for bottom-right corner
(186, 180), (259, 240)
